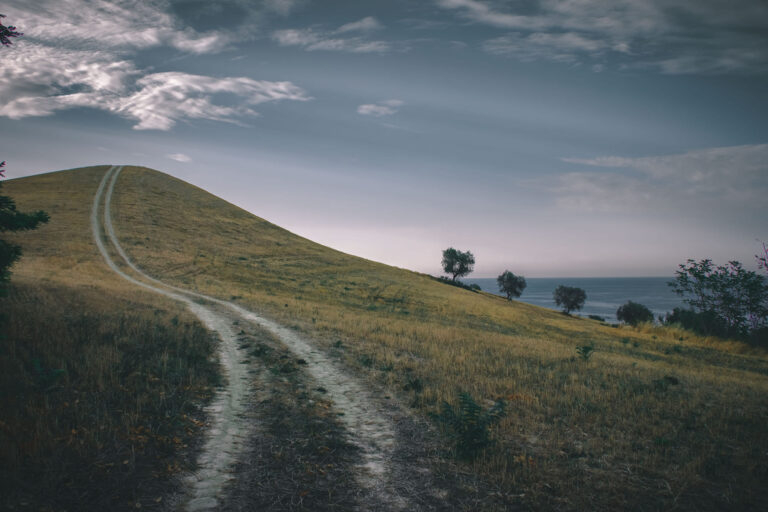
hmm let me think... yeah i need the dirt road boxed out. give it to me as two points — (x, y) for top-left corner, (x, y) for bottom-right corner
(92, 166), (441, 510)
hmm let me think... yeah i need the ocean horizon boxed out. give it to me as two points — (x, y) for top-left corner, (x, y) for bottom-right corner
(465, 276), (686, 324)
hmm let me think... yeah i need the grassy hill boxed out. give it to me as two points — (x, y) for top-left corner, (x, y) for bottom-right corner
(4, 165), (768, 510)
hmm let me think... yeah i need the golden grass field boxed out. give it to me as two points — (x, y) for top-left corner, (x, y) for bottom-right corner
(4, 165), (768, 510)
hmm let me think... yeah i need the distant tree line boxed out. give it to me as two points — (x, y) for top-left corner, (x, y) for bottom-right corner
(437, 245), (768, 345)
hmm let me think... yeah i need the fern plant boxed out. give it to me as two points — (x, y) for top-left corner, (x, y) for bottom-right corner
(576, 344), (595, 361)
(432, 392), (506, 460)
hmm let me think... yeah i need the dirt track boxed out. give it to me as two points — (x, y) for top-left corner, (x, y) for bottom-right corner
(92, 165), (451, 510)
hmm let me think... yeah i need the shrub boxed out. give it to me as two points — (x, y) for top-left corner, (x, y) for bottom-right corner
(617, 301), (654, 326)
(434, 275), (480, 292)
(669, 259), (768, 336)
(662, 307), (733, 338)
(432, 392), (505, 460)
(576, 344), (595, 361)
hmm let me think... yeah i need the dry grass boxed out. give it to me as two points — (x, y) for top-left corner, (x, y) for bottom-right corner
(1, 168), (219, 510)
(6, 166), (768, 510)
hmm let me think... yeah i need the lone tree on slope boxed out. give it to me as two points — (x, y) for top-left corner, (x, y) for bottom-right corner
(442, 247), (475, 282)
(497, 270), (526, 300)
(553, 285), (586, 315)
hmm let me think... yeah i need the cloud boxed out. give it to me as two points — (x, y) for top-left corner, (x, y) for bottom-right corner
(4, 0), (230, 54)
(272, 17), (393, 53)
(0, 44), (310, 129)
(117, 72), (309, 130)
(556, 144), (768, 214)
(0, 1), (310, 129)
(436, 0), (768, 74)
(484, 32), (610, 63)
(357, 99), (404, 117)
(167, 153), (191, 162)
(336, 17), (382, 34)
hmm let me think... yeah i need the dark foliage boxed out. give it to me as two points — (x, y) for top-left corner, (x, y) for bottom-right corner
(668, 259), (768, 336)
(441, 247), (475, 282)
(0, 162), (50, 292)
(617, 301), (654, 326)
(553, 285), (586, 314)
(434, 275), (481, 292)
(497, 270), (526, 300)
(432, 393), (505, 460)
(663, 307), (739, 340)
(0, 14), (22, 46)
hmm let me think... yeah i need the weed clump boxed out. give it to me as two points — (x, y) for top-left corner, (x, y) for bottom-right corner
(432, 393), (506, 460)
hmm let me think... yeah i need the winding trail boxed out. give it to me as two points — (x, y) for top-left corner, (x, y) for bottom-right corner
(93, 166), (410, 510)
(93, 166), (253, 511)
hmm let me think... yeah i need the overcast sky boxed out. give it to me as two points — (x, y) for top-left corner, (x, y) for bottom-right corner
(1, 0), (767, 277)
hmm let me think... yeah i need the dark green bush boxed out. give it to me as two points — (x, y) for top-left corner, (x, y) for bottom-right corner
(617, 301), (654, 326)
(432, 393), (505, 460)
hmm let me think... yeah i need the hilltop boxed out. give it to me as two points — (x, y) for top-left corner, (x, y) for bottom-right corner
(2, 166), (767, 511)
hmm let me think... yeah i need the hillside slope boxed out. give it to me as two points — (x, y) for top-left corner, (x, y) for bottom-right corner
(5, 166), (768, 511)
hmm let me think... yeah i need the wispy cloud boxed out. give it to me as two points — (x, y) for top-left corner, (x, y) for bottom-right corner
(0, 1), (310, 129)
(5, 0), (230, 54)
(357, 99), (404, 117)
(336, 16), (382, 34)
(166, 153), (191, 162)
(555, 144), (768, 213)
(437, 0), (768, 74)
(272, 17), (393, 53)
(115, 72), (309, 130)
(484, 32), (613, 64)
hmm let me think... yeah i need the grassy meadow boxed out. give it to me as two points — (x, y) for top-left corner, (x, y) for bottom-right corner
(1, 167), (218, 510)
(5, 166), (768, 510)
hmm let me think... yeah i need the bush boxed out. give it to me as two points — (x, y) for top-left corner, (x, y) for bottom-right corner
(553, 285), (586, 314)
(669, 259), (768, 336)
(434, 275), (480, 293)
(662, 307), (734, 338)
(617, 301), (654, 326)
(432, 393), (505, 460)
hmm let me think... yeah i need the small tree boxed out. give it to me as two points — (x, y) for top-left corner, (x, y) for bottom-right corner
(617, 301), (653, 326)
(441, 247), (475, 282)
(553, 285), (586, 314)
(669, 259), (768, 335)
(497, 270), (526, 300)
(0, 162), (50, 293)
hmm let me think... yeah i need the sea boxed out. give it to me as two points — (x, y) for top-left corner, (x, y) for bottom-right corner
(464, 277), (685, 324)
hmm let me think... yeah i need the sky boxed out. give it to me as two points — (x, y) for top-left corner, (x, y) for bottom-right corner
(1, 0), (767, 277)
